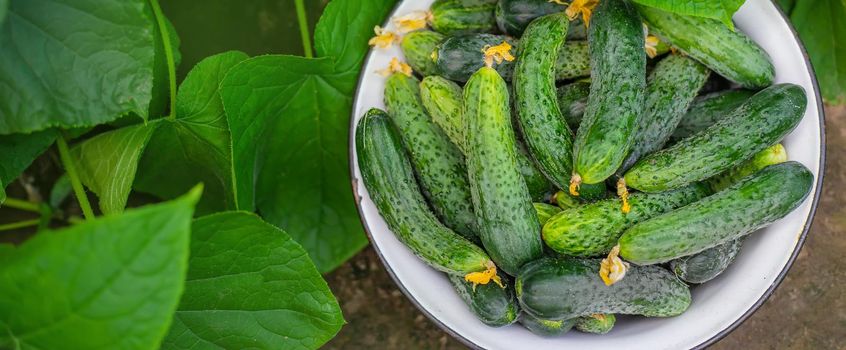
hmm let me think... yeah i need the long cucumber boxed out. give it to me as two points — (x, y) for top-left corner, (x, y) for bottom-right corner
(669, 89), (755, 143)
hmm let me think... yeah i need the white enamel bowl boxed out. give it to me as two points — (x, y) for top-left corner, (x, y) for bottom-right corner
(349, 0), (825, 348)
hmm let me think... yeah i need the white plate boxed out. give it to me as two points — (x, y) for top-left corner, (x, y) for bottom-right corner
(348, 1), (825, 348)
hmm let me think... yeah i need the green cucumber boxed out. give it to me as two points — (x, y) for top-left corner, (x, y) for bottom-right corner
(356, 109), (492, 276)
(638, 5), (775, 89)
(430, 0), (497, 35)
(516, 142), (556, 201)
(575, 314), (616, 334)
(553, 41), (590, 80)
(449, 273), (519, 327)
(670, 239), (743, 284)
(618, 54), (710, 173)
(623, 83), (807, 192)
(551, 190), (580, 210)
(464, 66), (543, 275)
(572, 0), (646, 185)
(670, 89), (755, 143)
(384, 73), (477, 241)
(620, 161), (814, 264)
(709, 143), (788, 192)
(519, 314), (576, 336)
(533, 202), (562, 226)
(513, 12), (574, 190)
(556, 81), (590, 131)
(458, 0), (497, 6)
(543, 183), (710, 257)
(495, 0), (586, 38)
(516, 257), (691, 319)
(401, 30), (445, 76)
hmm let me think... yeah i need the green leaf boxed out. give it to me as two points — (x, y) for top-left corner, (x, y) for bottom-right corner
(161, 211), (344, 350)
(791, 0), (846, 105)
(219, 0), (396, 272)
(0, 187), (201, 350)
(0, 0), (156, 134)
(0, 130), (56, 195)
(136, 51), (248, 215)
(776, 0), (796, 14)
(0, 0), (7, 26)
(71, 123), (159, 214)
(633, 0), (744, 29)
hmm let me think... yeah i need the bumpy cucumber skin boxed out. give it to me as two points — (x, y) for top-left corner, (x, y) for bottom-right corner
(556, 81), (590, 131)
(709, 143), (788, 192)
(516, 142), (556, 201)
(670, 89), (755, 143)
(435, 34), (517, 82)
(533, 202), (562, 226)
(671, 239), (743, 284)
(575, 314), (616, 334)
(384, 74), (477, 241)
(624, 83), (807, 192)
(430, 0), (497, 35)
(449, 273), (519, 327)
(618, 55), (710, 173)
(419, 76), (466, 152)
(516, 257), (691, 320)
(554, 41), (590, 80)
(458, 0), (497, 6)
(513, 13), (575, 190)
(464, 67), (543, 275)
(401, 30), (445, 76)
(573, 0), (646, 184)
(620, 162), (814, 265)
(495, 0), (586, 38)
(543, 183), (710, 257)
(356, 109), (490, 275)
(638, 6), (774, 89)
(519, 314), (576, 336)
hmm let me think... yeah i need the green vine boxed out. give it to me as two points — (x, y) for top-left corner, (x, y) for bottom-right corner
(150, 0), (178, 119)
(56, 135), (95, 220)
(294, 0), (314, 58)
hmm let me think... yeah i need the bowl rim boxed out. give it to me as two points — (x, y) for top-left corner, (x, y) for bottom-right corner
(346, 1), (827, 348)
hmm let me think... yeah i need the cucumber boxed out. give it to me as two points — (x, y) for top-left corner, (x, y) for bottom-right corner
(620, 161), (814, 264)
(356, 109), (493, 276)
(572, 0), (646, 186)
(464, 66), (543, 275)
(495, 0), (586, 38)
(430, 0), (497, 35)
(709, 143), (787, 192)
(384, 73), (477, 241)
(458, 0), (497, 6)
(513, 13), (574, 190)
(401, 30), (445, 76)
(670, 239), (743, 284)
(516, 142), (556, 201)
(638, 5), (775, 89)
(449, 273), (519, 327)
(575, 314), (616, 334)
(516, 257), (691, 319)
(551, 190), (580, 210)
(670, 89), (755, 143)
(519, 314), (576, 336)
(623, 83), (807, 192)
(617, 54), (710, 173)
(556, 82), (589, 131)
(434, 34), (590, 82)
(543, 183), (710, 257)
(533, 202), (562, 226)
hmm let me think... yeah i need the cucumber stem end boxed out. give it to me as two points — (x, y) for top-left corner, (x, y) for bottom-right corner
(569, 173), (582, 196)
(600, 245), (629, 286)
(616, 178), (631, 214)
(464, 261), (505, 290)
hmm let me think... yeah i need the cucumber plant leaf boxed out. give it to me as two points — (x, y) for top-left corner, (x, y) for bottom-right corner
(0, 130), (57, 203)
(0, 0), (7, 26)
(789, 0), (846, 105)
(71, 123), (159, 214)
(136, 51), (248, 215)
(0, 0), (157, 134)
(220, 0), (397, 273)
(0, 187), (201, 350)
(161, 211), (344, 350)
(632, 0), (745, 29)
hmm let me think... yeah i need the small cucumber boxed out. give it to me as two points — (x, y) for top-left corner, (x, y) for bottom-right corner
(670, 239), (743, 284)
(356, 109), (493, 276)
(495, 0), (586, 38)
(449, 273), (519, 327)
(709, 143), (788, 192)
(516, 257), (691, 320)
(638, 5), (775, 88)
(401, 30), (445, 76)
(572, 0), (646, 186)
(384, 73), (477, 241)
(543, 183), (710, 257)
(533, 202), (562, 226)
(464, 66), (543, 275)
(620, 161), (814, 264)
(430, 0), (497, 35)
(670, 89), (755, 143)
(551, 190), (581, 210)
(575, 314), (616, 334)
(556, 82), (589, 131)
(623, 83), (807, 192)
(519, 314), (576, 336)
(618, 54), (710, 173)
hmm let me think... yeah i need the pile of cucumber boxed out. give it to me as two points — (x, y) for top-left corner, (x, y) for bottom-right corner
(357, 0), (814, 337)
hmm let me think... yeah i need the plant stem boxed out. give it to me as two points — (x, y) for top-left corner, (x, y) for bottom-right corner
(56, 136), (95, 221)
(294, 0), (314, 58)
(2, 198), (40, 213)
(150, 0), (178, 119)
(0, 219), (41, 232)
